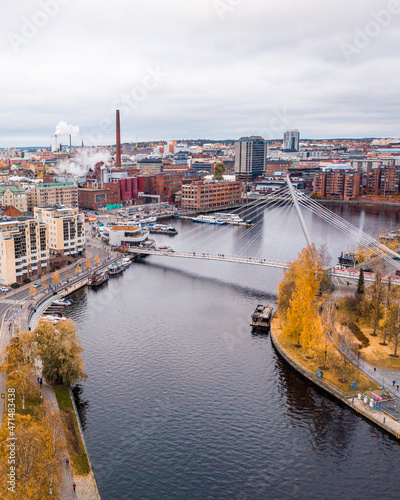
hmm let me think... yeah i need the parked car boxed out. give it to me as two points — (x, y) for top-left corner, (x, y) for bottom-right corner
(33, 282), (42, 288)
(0, 286), (9, 292)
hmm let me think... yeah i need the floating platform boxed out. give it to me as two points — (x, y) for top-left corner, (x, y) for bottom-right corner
(251, 304), (273, 332)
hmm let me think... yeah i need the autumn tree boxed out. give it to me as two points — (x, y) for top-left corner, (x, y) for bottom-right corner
(279, 244), (324, 351)
(86, 256), (92, 270)
(52, 270), (60, 286)
(34, 318), (88, 386)
(29, 284), (36, 297)
(75, 264), (81, 275)
(94, 253), (100, 266)
(0, 413), (61, 498)
(213, 162), (225, 181)
(0, 332), (39, 410)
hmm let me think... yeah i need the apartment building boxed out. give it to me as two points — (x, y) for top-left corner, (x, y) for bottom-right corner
(0, 216), (49, 285)
(28, 182), (78, 210)
(34, 207), (85, 260)
(0, 185), (28, 213)
(313, 168), (361, 201)
(181, 181), (242, 210)
(234, 136), (267, 182)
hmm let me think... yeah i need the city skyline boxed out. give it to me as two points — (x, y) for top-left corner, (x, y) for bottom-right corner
(1, 0), (400, 147)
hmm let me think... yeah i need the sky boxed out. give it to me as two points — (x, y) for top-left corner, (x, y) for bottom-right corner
(1, 0), (400, 147)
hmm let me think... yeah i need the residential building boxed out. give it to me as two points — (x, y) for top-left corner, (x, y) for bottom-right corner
(28, 182), (78, 210)
(283, 130), (300, 152)
(0, 216), (49, 285)
(0, 185), (28, 213)
(181, 181), (242, 210)
(313, 166), (361, 201)
(34, 206), (85, 262)
(234, 136), (267, 182)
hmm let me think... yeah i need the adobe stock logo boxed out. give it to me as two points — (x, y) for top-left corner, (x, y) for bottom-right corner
(340, 1), (400, 62)
(8, 0), (70, 53)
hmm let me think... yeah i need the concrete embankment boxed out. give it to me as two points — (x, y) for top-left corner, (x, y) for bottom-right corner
(270, 326), (400, 440)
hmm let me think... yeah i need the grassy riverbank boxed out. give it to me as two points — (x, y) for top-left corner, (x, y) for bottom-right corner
(54, 385), (90, 476)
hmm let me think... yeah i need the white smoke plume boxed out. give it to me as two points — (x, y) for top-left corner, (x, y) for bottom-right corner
(56, 148), (111, 177)
(54, 120), (79, 136)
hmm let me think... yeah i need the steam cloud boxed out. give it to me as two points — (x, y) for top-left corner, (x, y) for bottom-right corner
(54, 120), (79, 136)
(56, 148), (110, 177)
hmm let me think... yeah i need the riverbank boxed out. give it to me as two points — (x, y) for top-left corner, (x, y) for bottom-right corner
(318, 198), (400, 209)
(270, 317), (400, 440)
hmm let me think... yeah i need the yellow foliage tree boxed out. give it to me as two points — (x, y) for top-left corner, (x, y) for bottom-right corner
(279, 244), (324, 352)
(86, 256), (91, 270)
(29, 284), (36, 297)
(94, 253), (100, 265)
(52, 271), (60, 285)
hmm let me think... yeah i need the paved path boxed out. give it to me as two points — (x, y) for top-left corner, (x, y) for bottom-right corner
(331, 276), (400, 402)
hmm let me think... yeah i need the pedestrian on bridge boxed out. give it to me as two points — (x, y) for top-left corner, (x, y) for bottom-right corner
(393, 380), (396, 387)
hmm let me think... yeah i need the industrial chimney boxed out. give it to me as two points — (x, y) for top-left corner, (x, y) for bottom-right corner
(116, 109), (121, 169)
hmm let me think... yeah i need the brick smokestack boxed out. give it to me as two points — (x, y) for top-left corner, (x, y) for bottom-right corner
(116, 109), (121, 169)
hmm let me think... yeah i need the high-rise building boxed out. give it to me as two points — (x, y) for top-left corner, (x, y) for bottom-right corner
(234, 136), (267, 182)
(283, 130), (300, 152)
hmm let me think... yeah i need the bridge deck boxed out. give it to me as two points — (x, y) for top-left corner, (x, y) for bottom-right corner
(130, 248), (289, 269)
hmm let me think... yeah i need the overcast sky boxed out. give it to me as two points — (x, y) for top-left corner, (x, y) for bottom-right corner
(1, 0), (400, 147)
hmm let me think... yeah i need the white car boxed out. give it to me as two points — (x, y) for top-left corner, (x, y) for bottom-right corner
(0, 286), (9, 292)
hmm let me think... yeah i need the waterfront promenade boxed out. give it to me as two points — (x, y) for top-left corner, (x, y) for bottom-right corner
(0, 238), (118, 499)
(271, 320), (400, 440)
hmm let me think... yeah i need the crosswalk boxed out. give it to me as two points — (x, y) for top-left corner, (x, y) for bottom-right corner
(0, 298), (26, 305)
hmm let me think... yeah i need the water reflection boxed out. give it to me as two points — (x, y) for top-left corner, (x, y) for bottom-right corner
(71, 384), (89, 431)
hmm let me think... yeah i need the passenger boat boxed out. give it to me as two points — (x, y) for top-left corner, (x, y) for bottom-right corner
(108, 262), (125, 276)
(213, 213), (253, 225)
(192, 215), (226, 225)
(88, 269), (109, 287)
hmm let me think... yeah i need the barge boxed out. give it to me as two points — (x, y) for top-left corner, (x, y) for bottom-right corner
(250, 304), (274, 332)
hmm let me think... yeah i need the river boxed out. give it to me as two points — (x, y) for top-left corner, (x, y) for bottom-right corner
(67, 204), (400, 500)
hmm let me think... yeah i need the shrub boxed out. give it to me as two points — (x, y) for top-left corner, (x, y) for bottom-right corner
(23, 277), (31, 283)
(10, 282), (20, 289)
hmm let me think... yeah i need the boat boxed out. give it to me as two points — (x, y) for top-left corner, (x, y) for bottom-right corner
(147, 224), (178, 235)
(53, 298), (72, 306)
(250, 304), (274, 332)
(192, 215), (226, 225)
(121, 257), (132, 268)
(139, 216), (157, 224)
(213, 213), (253, 226)
(108, 262), (125, 276)
(41, 314), (68, 324)
(88, 269), (109, 287)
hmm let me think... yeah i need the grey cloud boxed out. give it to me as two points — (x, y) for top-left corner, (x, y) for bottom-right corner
(1, 0), (400, 146)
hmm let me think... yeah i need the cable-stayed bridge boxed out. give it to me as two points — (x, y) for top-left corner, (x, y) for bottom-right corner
(130, 176), (400, 281)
